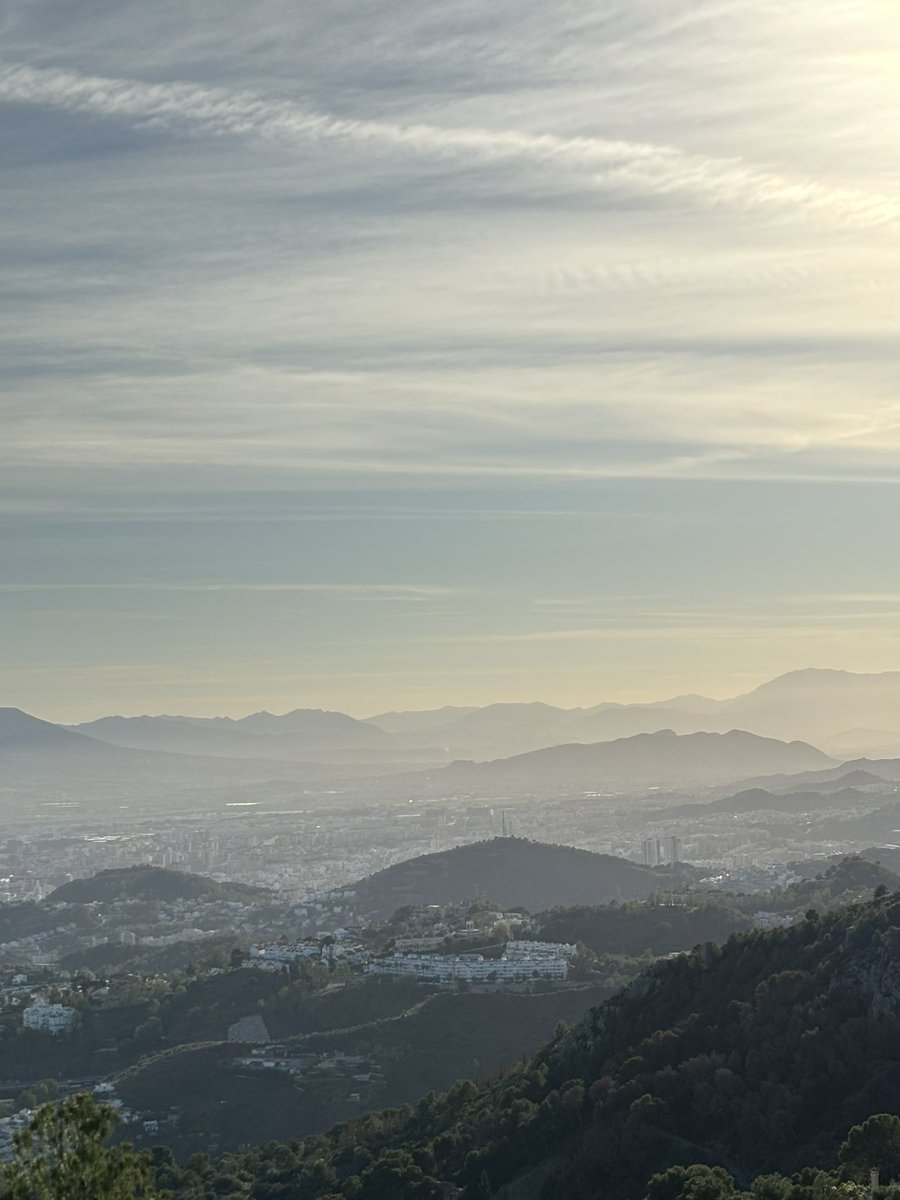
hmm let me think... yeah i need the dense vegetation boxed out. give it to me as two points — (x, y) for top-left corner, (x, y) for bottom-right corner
(532, 858), (896, 959)
(149, 889), (900, 1199)
(0, 1093), (160, 1199)
(10, 1095), (900, 1200)
(537, 899), (753, 957)
(765, 857), (900, 913)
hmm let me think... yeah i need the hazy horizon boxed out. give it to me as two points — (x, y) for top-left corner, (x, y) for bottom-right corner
(6, 663), (900, 728)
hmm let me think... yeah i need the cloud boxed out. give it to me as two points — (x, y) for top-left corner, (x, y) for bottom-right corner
(0, 581), (455, 598)
(4, 2), (900, 714)
(2, 61), (899, 228)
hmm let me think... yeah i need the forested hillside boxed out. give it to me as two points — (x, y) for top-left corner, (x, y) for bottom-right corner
(537, 898), (753, 956)
(349, 838), (687, 917)
(155, 890), (900, 1199)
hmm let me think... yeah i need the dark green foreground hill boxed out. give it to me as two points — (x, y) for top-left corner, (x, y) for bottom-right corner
(157, 890), (900, 1199)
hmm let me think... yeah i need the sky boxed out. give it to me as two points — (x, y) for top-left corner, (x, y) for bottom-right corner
(3, 0), (900, 721)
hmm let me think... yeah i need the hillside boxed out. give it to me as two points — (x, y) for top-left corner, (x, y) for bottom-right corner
(766, 855), (900, 912)
(439, 729), (833, 792)
(347, 838), (687, 918)
(170, 890), (900, 1199)
(48, 866), (270, 904)
(864, 846), (900, 874)
(117, 982), (616, 1156)
(811, 799), (900, 844)
(537, 898), (754, 957)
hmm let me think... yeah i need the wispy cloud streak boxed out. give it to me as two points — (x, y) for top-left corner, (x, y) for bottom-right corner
(0, 582), (455, 598)
(2, 62), (898, 228)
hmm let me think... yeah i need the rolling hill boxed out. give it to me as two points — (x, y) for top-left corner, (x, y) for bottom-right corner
(47, 865), (270, 904)
(346, 837), (689, 918)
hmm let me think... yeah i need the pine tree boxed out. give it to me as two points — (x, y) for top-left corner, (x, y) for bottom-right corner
(0, 1093), (159, 1200)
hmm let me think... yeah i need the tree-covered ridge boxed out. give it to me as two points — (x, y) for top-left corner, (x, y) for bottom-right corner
(534, 857), (900, 958)
(7, 1095), (900, 1200)
(349, 837), (690, 918)
(537, 898), (753, 957)
(48, 866), (270, 904)
(767, 856), (900, 913)
(153, 890), (900, 1199)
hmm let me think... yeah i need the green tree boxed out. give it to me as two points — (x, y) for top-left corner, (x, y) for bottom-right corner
(645, 1164), (737, 1200)
(750, 1173), (792, 1200)
(0, 1093), (159, 1200)
(16, 1081), (60, 1113)
(839, 1114), (900, 1182)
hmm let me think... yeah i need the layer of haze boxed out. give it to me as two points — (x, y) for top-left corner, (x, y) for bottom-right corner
(3, 1), (900, 721)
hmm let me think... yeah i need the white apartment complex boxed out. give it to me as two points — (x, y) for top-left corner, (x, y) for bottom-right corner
(367, 952), (568, 985)
(22, 1002), (77, 1035)
(503, 940), (578, 959)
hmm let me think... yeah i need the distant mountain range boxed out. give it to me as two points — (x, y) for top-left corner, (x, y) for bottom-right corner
(437, 729), (833, 792)
(365, 669), (900, 758)
(0, 708), (326, 816)
(0, 703), (840, 815)
(71, 709), (388, 760)
(53, 668), (900, 764)
(345, 837), (693, 918)
(8, 667), (900, 813)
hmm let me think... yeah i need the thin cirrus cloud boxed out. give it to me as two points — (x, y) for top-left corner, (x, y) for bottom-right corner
(1, 62), (899, 229)
(0, 582), (456, 599)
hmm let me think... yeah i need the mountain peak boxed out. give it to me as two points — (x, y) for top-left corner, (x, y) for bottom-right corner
(0, 708), (84, 748)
